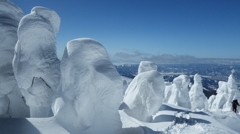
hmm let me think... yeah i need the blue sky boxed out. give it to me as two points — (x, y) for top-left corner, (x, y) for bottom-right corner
(10, 0), (240, 63)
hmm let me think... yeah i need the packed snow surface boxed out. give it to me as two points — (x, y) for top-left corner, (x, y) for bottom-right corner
(13, 6), (60, 117)
(123, 68), (165, 122)
(119, 103), (239, 134)
(54, 38), (123, 134)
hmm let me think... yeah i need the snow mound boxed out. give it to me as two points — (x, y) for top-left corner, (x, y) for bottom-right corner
(13, 6), (60, 117)
(119, 103), (237, 134)
(189, 74), (208, 110)
(138, 61), (157, 74)
(123, 67), (165, 122)
(55, 38), (123, 134)
(164, 75), (191, 109)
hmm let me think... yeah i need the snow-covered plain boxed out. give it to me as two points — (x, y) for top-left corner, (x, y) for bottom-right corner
(1, 0), (240, 134)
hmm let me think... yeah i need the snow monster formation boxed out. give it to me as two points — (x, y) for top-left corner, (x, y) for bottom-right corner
(123, 61), (165, 122)
(164, 75), (191, 109)
(0, 0), (29, 117)
(54, 38), (123, 134)
(13, 6), (61, 117)
(209, 73), (240, 111)
(189, 74), (208, 110)
(138, 61), (157, 74)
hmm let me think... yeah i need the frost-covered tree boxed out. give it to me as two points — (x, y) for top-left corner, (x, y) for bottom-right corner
(138, 61), (157, 74)
(210, 72), (240, 111)
(189, 74), (208, 110)
(13, 6), (61, 117)
(54, 38), (123, 134)
(123, 61), (165, 122)
(164, 75), (191, 109)
(0, 0), (29, 117)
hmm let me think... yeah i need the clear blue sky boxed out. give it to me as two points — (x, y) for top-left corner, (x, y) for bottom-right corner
(10, 0), (240, 63)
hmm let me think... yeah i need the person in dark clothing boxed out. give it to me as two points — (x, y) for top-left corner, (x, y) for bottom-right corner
(232, 99), (240, 113)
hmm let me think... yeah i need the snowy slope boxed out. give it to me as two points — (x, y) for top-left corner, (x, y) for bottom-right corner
(119, 103), (239, 134)
(1, 103), (239, 134)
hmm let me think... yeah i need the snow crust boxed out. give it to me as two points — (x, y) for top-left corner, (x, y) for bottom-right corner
(210, 73), (240, 111)
(138, 61), (157, 74)
(55, 38), (123, 134)
(13, 6), (60, 117)
(164, 75), (191, 109)
(123, 62), (165, 122)
(189, 74), (208, 110)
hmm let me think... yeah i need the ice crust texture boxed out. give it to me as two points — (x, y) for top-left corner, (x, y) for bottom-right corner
(189, 74), (208, 110)
(210, 74), (240, 111)
(55, 38), (123, 134)
(0, 0), (29, 117)
(123, 61), (165, 122)
(164, 75), (191, 109)
(13, 6), (61, 117)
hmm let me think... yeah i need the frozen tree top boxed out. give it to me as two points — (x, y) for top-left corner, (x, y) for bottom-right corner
(173, 75), (190, 88)
(30, 6), (60, 33)
(138, 61), (157, 74)
(194, 74), (202, 83)
(0, 0), (24, 22)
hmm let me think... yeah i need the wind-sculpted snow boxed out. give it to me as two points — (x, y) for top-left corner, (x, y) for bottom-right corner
(138, 61), (157, 74)
(13, 6), (60, 117)
(189, 74), (208, 110)
(123, 64), (165, 122)
(210, 73), (240, 111)
(0, 0), (23, 95)
(55, 38), (123, 134)
(0, 0), (29, 118)
(164, 75), (191, 109)
(0, 95), (9, 117)
(20, 77), (54, 117)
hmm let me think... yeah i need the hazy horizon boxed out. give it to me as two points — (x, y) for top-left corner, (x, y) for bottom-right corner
(10, 0), (240, 63)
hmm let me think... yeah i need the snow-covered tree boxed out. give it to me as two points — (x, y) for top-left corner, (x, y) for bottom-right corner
(54, 38), (123, 134)
(138, 61), (157, 74)
(189, 74), (208, 110)
(13, 6), (61, 117)
(0, 0), (29, 117)
(164, 75), (191, 109)
(210, 72), (240, 111)
(123, 61), (165, 122)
